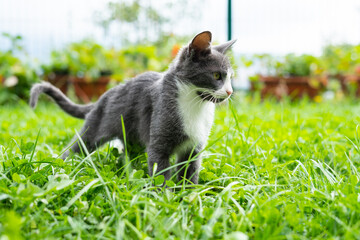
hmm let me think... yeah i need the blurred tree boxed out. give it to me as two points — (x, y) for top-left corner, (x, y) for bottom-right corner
(94, 0), (198, 46)
(2, 33), (24, 55)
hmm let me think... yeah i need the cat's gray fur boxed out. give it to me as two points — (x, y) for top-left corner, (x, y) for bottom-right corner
(30, 31), (236, 184)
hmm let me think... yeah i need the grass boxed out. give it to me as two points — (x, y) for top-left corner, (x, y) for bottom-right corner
(1, 95), (360, 239)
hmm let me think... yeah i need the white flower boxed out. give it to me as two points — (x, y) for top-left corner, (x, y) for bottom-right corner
(4, 76), (19, 87)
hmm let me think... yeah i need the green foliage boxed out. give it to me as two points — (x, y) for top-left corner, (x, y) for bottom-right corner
(321, 44), (360, 75)
(112, 44), (173, 82)
(244, 44), (360, 79)
(110, 33), (188, 81)
(247, 53), (284, 76)
(41, 36), (183, 83)
(44, 39), (118, 82)
(41, 49), (71, 75)
(283, 53), (324, 76)
(0, 33), (39, 103)
(113, 45), (162, 81)
(1, 97), (360, 239)
(245, 53), (324, 78)
(109, 1), (142, 23)
(66, 39), (119, 81)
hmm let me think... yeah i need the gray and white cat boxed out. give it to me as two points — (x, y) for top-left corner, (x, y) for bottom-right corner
(30, 31), (236, 184)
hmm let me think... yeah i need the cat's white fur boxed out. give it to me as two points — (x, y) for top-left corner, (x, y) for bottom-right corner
(176, 81), (215, 152)
(175, 69), (232, 154)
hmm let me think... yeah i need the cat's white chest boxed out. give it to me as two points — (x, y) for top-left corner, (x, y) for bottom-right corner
(177, 83), (215, 147)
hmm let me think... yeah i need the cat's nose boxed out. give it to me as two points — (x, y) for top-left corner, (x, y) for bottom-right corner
(226, 89), (233, 96)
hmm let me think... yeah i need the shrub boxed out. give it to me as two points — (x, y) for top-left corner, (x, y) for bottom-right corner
(0, 34), (39, 103)
(244, 53), (324, 78)
(321, 44), (360, 75)
(65, 39), (117, 81)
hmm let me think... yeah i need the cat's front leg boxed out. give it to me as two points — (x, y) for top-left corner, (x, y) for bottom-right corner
(176, 148), (202, 184)
(147, 146), (171, 181)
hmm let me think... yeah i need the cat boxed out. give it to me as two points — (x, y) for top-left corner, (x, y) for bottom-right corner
(30, 31), (236, 184)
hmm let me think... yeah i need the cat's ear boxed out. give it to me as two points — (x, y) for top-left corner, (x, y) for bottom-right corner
(213, 39), (237, 54)
(188, 31), (212, 57)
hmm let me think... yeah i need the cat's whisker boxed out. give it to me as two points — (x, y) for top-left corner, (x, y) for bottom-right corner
(194, 94), (208, 106)
(195, 95), (206, 105)
(176, 86), (204, 107)
(185, 92), (203, 107)
(184, 88), (198, 96)
(184, 86), (203, 97)
(190, 96), (202, 106)
(185, 91), (203, 105)
(198, 91), (213, 104)
(187, 89), (204, 103)
(185, 88), (211, 101)
(188, 89), (210, 106)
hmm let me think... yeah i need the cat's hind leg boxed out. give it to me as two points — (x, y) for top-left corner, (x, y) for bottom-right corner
(61, 118), (115, 159)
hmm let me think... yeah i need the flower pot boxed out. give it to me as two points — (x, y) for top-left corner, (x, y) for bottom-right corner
(70, 76), (110, 103)
(45, 71), (69, 94)
(259, 75), (327, 100)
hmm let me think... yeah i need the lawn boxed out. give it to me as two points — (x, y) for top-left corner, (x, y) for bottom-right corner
(1, 95), (360, 239)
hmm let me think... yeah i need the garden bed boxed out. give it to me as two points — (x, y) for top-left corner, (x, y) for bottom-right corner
(259, 75), (327, 99)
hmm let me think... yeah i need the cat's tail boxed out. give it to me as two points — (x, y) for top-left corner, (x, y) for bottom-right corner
(30, 82), (94, 119)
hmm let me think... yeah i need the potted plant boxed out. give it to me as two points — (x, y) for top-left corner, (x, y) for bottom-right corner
(65, 39), (116, 103)
(63, 37), (184, 102)
(321, 44), (360, 96)
(248, 53), (326, 100)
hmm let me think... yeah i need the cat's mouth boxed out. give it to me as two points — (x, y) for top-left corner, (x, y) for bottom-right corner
(196, 91), (226, 103)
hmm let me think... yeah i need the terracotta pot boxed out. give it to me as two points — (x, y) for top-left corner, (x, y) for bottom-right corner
(70, 76), (110, 103)
(258, 75), (327, 100)
(45, 72), (69, 94)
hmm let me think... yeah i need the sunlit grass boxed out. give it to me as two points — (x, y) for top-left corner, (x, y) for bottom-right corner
(1, 95), (360, 239)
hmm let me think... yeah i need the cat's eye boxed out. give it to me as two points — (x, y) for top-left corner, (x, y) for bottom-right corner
(213, 72), (221, 80)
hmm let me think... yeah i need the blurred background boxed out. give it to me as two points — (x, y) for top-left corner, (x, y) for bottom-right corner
(1, 0), (360, 103)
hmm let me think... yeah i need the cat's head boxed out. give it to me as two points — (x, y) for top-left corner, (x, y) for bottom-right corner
(173, 31), (236, 103)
